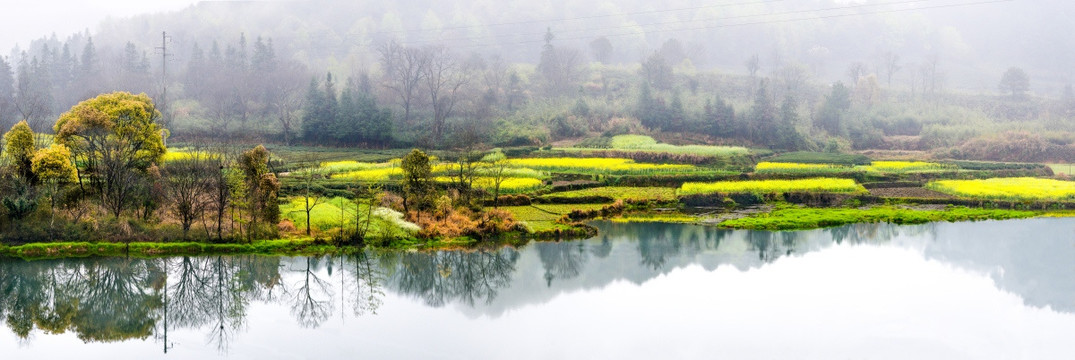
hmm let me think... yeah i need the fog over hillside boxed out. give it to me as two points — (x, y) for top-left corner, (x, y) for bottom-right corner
(6, 0), (1070, 92)
(1, 0), (1073, 159)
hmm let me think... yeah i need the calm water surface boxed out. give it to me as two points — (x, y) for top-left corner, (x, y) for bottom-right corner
(2, 218), (1074, 359)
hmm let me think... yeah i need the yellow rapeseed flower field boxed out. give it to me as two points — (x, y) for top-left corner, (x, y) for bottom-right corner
(434, 176), (544, 193)
(161, 149), (217, 162)
(319, 160), (378, 174)
(926, 177), (1075, 201)
(333, 166), (403, 181)
(678, 178), (866, 195)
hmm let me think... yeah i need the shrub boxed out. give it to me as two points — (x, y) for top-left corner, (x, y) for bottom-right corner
(940, 131), (1075, 162)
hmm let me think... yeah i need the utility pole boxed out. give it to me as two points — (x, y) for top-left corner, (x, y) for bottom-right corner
(156, 31), (172, 128)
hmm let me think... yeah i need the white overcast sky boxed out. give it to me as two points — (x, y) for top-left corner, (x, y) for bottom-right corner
(0, 0), (204, 54)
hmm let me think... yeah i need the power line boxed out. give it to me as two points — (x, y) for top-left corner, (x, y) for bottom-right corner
(374, 0), (788, 36)
(309, 0), (1010, 52)
(155, 31), (172, 126)
(450, 0), (1015, 50)
(395, 0), (938, 47)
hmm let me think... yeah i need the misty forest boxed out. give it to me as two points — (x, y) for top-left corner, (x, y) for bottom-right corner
(0, 0), (1072, 250)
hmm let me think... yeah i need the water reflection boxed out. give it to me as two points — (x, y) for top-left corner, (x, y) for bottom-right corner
(0, 218), (1072, 354)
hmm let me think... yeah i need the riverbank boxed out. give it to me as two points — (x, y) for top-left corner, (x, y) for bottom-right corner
(5, 205), (1068, 260)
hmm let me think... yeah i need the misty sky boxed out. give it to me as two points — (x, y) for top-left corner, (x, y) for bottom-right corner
(0, 0), (202, 53)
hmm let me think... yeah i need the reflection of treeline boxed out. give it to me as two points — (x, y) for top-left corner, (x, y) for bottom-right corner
(0, 251), (519, 347)
(0, 222), (925, 347)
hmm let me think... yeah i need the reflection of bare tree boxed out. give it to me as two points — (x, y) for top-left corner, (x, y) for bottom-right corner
(536, 241), (587, 287)
(164, 257), (210, 329)
(157, 255), (281, 354)
(203, 256), (249, 353)
(289, 257), (333, 328)
(342, 252), (385, 317)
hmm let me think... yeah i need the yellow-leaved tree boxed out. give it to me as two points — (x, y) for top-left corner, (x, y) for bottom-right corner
(31, 143), (76, 228)
(54, 92), (166, 217)
(4, 120), (38, 183)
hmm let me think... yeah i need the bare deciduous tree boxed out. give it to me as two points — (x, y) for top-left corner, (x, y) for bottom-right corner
(265, 60), (307, 146)
(162, 144), (216, 238)
(378, 40), (428, 124)
(879, 51), (901, 86)
(423, 46), (470, 144)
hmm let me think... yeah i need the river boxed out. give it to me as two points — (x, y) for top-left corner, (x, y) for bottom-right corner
(1, 218), (1073, 359)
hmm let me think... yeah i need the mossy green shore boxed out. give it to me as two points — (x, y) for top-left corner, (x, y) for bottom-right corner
(0, 240), (344, 260)
(0, 226), (595, 260)
(1, 206), (1063, 260)
(716, 206), (1041, 231)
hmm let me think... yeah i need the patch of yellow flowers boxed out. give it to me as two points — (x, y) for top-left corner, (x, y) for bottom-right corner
(434, 177), (544, 194)
(161, 149), (217, 162)
(926, 177), (1075, 201)
(334, 166), (403, 181)
(679, 178), (866, 195)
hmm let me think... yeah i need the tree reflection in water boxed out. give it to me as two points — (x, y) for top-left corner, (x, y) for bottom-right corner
(341, 252), (386, 317)
(0, 258), (164, 343)
(536, 241), (586, 287)
(392, 247), (519, 307)
(289, 257), (334, 328)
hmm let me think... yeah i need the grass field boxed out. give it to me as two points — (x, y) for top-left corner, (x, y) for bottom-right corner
(753, 162), (855, 174)
(610, 213), (699, 224)
(861, 161), (952, 173)
(279, 196), (418, 238)
(565, 134), (749, 157)
(719, 206), (1037, 230)
(678, 178), (867, 195)
(925, 177), (1075, 201)
(1048, 163), (1074, 176)
(765, 151), (871, 166)
(500, 204), (607, 232)
(546, 186), (677, 201)
(280, 196), (362, 232)
(507, 157), (699, 175)
(264, 145), (404, 165)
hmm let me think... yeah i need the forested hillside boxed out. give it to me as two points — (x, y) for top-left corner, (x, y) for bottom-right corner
(1, 0), (1073, 160)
